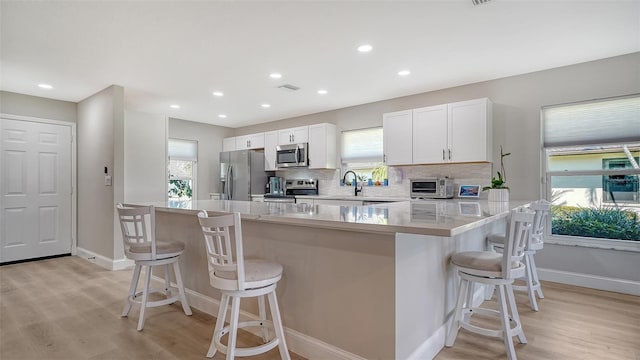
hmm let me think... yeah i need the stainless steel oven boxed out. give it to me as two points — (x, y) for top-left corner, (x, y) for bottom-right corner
(276, 143), (308, 168)
(263, 178), (318, 203)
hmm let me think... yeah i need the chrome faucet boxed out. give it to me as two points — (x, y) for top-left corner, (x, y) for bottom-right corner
(342, 170), (362, 197)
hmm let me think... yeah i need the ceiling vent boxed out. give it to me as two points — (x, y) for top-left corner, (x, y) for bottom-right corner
(278, 84), (301, 91)
(472, 0), (491, 5)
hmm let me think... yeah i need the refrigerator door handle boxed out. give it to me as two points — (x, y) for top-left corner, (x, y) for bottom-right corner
(228, 165), (233, 200)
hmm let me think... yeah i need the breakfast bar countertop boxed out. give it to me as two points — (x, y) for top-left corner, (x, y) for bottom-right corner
(148, 199), (531, 237)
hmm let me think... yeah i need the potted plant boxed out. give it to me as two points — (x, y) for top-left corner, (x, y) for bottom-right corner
(483, 146), (511, 202)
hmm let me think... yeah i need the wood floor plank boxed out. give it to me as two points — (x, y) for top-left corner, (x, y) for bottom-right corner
(2, 256), (639, 360)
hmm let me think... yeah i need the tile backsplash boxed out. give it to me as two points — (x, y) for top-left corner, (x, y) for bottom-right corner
(278, 163), (492, 199)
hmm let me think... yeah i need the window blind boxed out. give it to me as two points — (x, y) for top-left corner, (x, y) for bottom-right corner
(542, 94), (640, 148)
(341, 127), (384, 163)
(168, 139), (197, 161)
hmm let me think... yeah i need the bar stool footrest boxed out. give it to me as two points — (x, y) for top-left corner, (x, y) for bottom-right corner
(214, 320), (280, 357)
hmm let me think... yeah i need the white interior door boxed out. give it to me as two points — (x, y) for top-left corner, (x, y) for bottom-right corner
(1, 118), (72, 263)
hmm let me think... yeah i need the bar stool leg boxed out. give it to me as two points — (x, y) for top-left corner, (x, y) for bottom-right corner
(445, 276), (468, 347)
(268, 290), (291, 360)
(258, 295), (269, 342)
(529, 254), (544, 299)
(208, 294), (229, 358)
(497, 285), (517, 360)
(137, 265), (153, 331)
(226, 297), (241, 360)
(524, 255), (539, 311)
(164, 264), (172, 297)
(506, 283), (527, 344)
(122, 264), (142, 317)
(172, 261), (192, 315)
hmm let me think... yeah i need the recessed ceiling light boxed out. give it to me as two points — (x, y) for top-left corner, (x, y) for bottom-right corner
(170, 104), (180, 109)
(357, 44), (373, 53)
(38, 83), (53, 89)
(218, 114), (227, 118)
(269, 73), (282, 79)
(212, 91), (224, 97)
(261, 103), (271, 108)
(398, 70), (411, 76)
(317, 89), (328, 95)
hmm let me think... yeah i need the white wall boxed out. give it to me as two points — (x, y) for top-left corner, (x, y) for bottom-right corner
(124, 111), (167, 203)
(77, 85), (124, 260)
(0, 90), (77, 122)
(168, 117), (234, 199)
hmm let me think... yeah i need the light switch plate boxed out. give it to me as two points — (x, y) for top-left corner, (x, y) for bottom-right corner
(104, 175), (112, 186)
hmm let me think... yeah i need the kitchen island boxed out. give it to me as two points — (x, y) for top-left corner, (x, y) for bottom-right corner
(149, 199), (530, 360)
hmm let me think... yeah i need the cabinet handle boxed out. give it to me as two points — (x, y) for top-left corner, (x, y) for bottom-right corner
(442, 149), (445, 161)
(449, 149), (452, 160)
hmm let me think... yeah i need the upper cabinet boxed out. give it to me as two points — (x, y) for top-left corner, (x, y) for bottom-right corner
(413, 104), (448, 164)
(222, 137), (236, 152)
(308, 123), (337, 169)
(278, 126), (309, 145)
(383, 98), (493, 165)
(222, 132), (265, 152)
(264, 131), (278, 171)
(235, 133), (265, 150)
(383, 110), (413, 165)
(447, 98), (492, 163)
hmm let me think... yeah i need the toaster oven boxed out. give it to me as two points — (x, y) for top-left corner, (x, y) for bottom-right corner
(410, 178), (455, 199)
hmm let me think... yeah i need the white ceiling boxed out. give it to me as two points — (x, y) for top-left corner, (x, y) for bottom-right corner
(1, 1), (639, 128)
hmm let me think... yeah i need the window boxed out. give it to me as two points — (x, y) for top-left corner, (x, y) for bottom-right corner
(542, 94), (640, 250)
(168, 139), (197, 207)
(341, 127), (386, 184)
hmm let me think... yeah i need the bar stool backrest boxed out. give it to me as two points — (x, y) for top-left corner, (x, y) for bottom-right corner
(529, 200), (551, 244)
(116, 204), (157, 260)
(502, 210), (535, 279)
(197, 211), (246, 291)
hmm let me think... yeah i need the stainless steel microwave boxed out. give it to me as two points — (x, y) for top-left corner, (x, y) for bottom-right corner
(410, 177), (455, 199)
(276, 143), (308, 168)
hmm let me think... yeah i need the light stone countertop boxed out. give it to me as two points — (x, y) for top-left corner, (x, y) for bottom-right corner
(149, 199), (532, 237)
(295, 194), (409, 202)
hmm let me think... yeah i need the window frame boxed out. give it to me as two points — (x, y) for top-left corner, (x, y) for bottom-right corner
(541, 95), (640, 252)
(168, 139), (198, 202)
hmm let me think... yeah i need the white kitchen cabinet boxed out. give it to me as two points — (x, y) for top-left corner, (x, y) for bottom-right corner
(222, 137), (236, 152)
(383, 110), (413, 165)
(235, 132), (265, 150)
(264, 131), (278, 171)
(383, 98), (492, 165)
(278, 126), (309, 145)
(412, 104), (448, 164)
(308, 123), (337, 169)
(447, 98), (492, 163)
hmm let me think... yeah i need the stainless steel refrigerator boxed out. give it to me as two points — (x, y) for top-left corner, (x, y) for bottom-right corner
(219, 150), (268, 200)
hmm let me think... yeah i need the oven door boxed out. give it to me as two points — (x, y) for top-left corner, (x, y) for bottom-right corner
(276, 143), (308, 168)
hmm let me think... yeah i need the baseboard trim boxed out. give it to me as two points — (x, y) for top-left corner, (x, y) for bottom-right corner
(406, 324), (446, 360)
(75, 248), (134, 271)
(538, 267), (640, 296)
(150, 276), (366, 360)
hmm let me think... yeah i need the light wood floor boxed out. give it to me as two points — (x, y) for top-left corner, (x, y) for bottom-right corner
(1, 256), (639, 360)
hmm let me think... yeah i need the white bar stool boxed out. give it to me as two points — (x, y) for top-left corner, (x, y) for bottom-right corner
(487, 200), (551, 311)
(116, 203), (192, 331)
(446, 209), (535, 360)
(198, 211), (290, 360)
